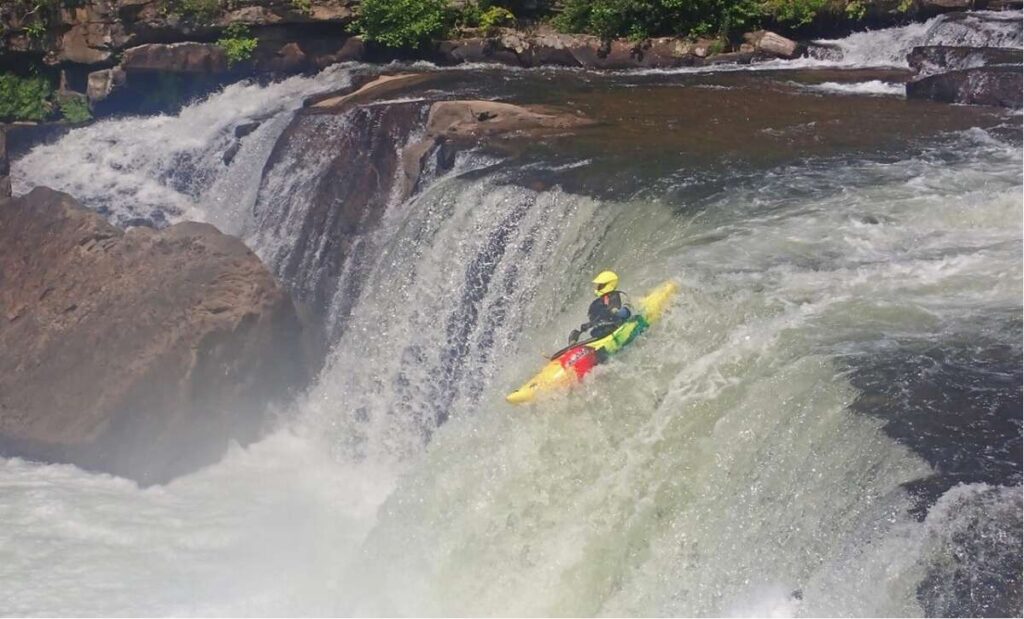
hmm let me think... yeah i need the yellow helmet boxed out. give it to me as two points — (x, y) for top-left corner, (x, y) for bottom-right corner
(592, 270), (619, 296)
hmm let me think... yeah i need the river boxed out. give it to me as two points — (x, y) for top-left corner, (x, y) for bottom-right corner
(5, 12), (1022, 617)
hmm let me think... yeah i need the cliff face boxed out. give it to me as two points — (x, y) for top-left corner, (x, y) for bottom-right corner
(0, 187), (309, 484)
(1, 0), (359, 68)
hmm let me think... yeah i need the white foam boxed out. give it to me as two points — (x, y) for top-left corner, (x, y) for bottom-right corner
(801, 79), (905, 96)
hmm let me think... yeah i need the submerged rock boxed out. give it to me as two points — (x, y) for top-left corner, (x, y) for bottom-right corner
(424, 100), (594, 140)
(0, 187), (308, 485)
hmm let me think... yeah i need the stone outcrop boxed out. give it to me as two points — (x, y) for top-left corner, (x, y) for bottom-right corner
(257, 75), (595, 341)
(906, 43), (1023, 108)
(86, 66), (126, 103)
(122, 42), (229, 73)
(907, 45), (1022, 75)
(0, 187), (308, 484)
(1, 0), (359, 66)
(906, 65), (1022, 106)
(436, 29), (752, 69)
(743, 30), (801, 59)
(424, 100), (594, 140)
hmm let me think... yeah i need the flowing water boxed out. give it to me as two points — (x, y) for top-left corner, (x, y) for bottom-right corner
(5, 15), (1022, 617)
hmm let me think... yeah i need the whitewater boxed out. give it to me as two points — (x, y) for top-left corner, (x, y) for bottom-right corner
(5, 15), (1022, 617)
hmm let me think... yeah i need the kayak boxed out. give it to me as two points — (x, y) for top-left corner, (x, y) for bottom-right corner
(505, 280), (679, 404)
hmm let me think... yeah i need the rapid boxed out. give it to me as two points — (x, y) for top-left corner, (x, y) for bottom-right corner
(5, 14), (1022, 617)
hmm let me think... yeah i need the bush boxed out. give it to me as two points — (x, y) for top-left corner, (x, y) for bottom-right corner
(553, 0), (761, 41)
(174, 0), (221, 22)
(480, 6), (515, 31)
(762, 0), (830, 26)
(0, 73), (53, 122)
(352, 0), (450, 49)
(58, 93), (92, 124)
(217, 23), (258, 65)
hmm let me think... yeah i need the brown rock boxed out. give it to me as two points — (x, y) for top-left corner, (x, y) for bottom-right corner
(54, 0), (130, 64)
(86, 67), (127, 103)
(907, 45), (1022, 76)
(269, 41), (309, 73)
(0, 187), (307, 484)
(906, 65), (1023, 107)
(309, 73), (435, 111)
(425, 100), (594, 140)
(744, 30), (801, 59)
(122, 42), (229, 73)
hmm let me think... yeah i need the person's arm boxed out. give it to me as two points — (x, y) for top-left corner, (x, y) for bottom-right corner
(610, 293), (631, 320)
(569, 320), (595, 343)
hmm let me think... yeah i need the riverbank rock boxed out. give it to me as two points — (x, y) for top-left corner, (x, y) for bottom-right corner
(436, 29), (747, 69)
(86, 66), (126, 103)
(0, 187), (308, 485)
(122, 42), (229, 74)
(744, 30), (801, 59)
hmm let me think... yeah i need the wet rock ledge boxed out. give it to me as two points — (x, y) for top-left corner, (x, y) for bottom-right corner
(0, 187), (308, 485)
(906, 44), (1023, 107)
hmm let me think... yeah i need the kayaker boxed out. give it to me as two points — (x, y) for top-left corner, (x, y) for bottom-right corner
(568, 270), (632, 344)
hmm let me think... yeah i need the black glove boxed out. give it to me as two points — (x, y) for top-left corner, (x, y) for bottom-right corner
(568, 329), (581, 344)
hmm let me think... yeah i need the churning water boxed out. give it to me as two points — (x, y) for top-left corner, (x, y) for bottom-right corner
(6, 19), (1022, 617)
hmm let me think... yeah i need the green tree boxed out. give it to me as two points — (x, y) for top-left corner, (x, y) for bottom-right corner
(352, 0), (450, 49)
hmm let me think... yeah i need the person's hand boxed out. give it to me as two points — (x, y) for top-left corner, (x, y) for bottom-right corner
(568, 329), (581, 343)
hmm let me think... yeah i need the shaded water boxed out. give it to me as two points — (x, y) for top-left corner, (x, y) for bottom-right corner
(5, 17), (1023, 616)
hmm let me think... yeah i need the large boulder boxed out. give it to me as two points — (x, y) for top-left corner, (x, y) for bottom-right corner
(121, 42), (229, 73)
(906, 65), (1023, 107)
(907, 45), (1022, 75)
(424, 100), (595, 139)
(86, 66), (126, 103)
(0, 187), (308, 484)
(743, 30), (801, 59)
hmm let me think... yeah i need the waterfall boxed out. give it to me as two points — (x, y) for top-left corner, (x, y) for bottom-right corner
(812, 10), (1023, 67)
(4, 20), (1021, 616)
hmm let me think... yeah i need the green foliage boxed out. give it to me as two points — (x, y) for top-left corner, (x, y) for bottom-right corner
(352, 0), (449, 49)
(169, 0), (222, 22)
(24, 20), (46, 39)
(217, 23), (258, 64)
(552, 0), (762, 41)
(762, 0), (829, 26)
(844, 0), (867, 19)
(0, 73), (52, 122)
(58, 93), (92, 124)
(480, 6), (515, 30)
(291, 0), (313, 14)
